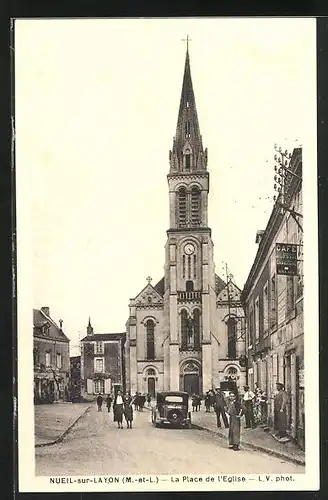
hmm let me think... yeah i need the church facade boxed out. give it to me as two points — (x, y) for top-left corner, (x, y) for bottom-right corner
(125, 48), (246, 396)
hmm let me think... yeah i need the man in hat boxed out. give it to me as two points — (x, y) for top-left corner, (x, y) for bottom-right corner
(214, 388), (229, 428)
(274, 382), (289, 438)
(243, 385), (255, 428)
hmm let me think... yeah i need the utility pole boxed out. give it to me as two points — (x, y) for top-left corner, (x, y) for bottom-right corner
(226, 263), (231, 320)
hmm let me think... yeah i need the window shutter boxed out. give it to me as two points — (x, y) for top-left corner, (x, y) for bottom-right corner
(105, 378), (111, 394)
(87, 378), (93, 394)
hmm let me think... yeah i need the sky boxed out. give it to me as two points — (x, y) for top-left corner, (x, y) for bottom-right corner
(15, 18), (316, 355)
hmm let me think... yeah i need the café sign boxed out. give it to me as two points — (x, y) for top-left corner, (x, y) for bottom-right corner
(275, 243), (298, 276)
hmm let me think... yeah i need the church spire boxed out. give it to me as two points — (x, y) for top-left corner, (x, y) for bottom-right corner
(87, 317), (94, 336)
(169, 44), (207, 173)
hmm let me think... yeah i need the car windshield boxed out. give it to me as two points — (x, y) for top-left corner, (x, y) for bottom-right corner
(165, 396), (183, 403)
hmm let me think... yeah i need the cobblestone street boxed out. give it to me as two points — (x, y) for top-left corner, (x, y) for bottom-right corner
(35, 406), (304, 476)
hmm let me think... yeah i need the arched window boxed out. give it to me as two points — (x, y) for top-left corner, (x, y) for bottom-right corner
(182, 255), (186, 278)
(188, 255), (191, 278)
(185, 154), (191, 170)
(33, 347), (40, 365)
(191, 187), (201, 226)
(227, 317), (237, 359)
(146, 320), (155, 360)
(193, 309), (201, 350)
(181, 309), (188, 349)
(178, 187), (187, 227)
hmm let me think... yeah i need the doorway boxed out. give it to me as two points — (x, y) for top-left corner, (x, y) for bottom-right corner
(147, 377), (155, 397)
(184, 373), (199, 395)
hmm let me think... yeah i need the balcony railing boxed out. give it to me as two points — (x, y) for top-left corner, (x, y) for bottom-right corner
(177, 290), (202, 302)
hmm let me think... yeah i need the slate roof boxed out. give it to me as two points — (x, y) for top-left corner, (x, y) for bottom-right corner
(154, 277), (165, 296)
(215, 274), (226, 295)
(33, 308), (70, 342)
(80, 332), (126, 342)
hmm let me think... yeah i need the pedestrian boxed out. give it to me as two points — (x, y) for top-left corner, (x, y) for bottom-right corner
(146, 393), (151, 407)
(192, 394), (198, 412)
(260, 391), (268, 425)
(209, 390), (215, 410)
(243, 385), (255, 428)
(134, 392), (139, 411)
(196, 394), (202, 411)
(254, 384), (262, 425)
(274, 382), (289, 438)
(106, 393), (113, 412)
(214, 388), (229, 428)
(96, 393), (103, 412)
(205, 392), (211, 412)
(139, 393), (146, 411)
(113, 390), (124, 429)
(123, 391), (135, 429)
(227, 391), (243, 451)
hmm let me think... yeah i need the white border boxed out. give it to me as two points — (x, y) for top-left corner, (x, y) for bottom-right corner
(16, 17), (319, 492)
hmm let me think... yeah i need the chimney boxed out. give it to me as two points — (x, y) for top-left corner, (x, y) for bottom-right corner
(41, 306), (50, 317)
(255, 230), (265, 245)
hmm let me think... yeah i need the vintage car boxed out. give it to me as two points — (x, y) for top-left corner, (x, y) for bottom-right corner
(151, 391), (191, 428)
(219, 380), (238, 400)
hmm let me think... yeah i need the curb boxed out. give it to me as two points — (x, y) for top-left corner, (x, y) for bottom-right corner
(192, 423), (305, 467)
(35, 405), (91, 448)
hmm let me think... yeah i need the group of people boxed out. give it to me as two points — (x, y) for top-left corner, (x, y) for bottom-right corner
(196, 381), (290, 450)
(242, 383), (268, 428)
(95, 381), (289, 447)
(242, 381), (289, 440)
(132, 392), (152, 411)
(96, 391), (135, 429)
(95, 391), (153, 429)
(191, 394), (202, 411)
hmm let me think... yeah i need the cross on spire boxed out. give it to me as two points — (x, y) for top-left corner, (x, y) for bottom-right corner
(181, 35), (192, 53)
(146, 276), (152, 284)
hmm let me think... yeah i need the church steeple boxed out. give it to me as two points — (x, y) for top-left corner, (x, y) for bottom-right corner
(169, 46), (208, 173)
(87, 317), (94, 336)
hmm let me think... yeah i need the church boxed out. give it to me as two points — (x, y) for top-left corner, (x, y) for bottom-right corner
(125, 46), (246, 396)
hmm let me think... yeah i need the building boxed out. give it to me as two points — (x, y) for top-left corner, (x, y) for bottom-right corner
(242, 147), (304, 448)
(125, 47), (246, 396)
(70, 355), (81, 402)
(80, 318), (126, 398)
(33, 307), (70, 403)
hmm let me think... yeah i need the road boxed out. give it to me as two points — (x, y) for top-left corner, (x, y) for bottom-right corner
(35, 406), (304, 476)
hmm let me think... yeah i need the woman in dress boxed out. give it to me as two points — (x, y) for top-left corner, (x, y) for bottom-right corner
(123, 391), (135, 429)
(254, 383), (262, 426)
(227, 391), (243, 451)
(113, 390), (124, 429)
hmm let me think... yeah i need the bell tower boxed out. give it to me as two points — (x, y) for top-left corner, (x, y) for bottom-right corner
(163, 43), (217, 393)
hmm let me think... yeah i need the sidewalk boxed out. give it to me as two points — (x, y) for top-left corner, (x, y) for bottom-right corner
(35, 402), (91, 447)
(191, 410), (305, 466)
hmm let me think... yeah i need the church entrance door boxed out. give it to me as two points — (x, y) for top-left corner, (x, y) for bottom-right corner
(184, 374), (199, 395)
(148, 377), (155, 397)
